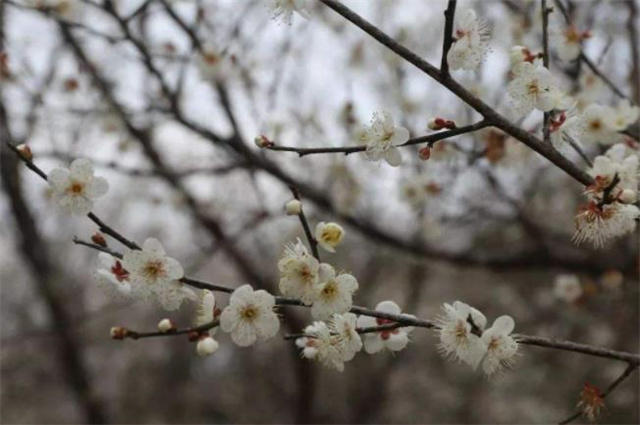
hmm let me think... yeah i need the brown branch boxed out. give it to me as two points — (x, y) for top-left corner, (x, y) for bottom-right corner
(290, 187), (320, 260)
(541, 0), (552, 144)
(266, 121), (490, 156)
(283, 322), (409, 340)
(440, 0), (458, 76)
(119, 320), (219, 340)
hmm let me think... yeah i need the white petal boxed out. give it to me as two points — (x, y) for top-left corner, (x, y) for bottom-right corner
(363, 335), (384, 354)
(384, 147), (402, 167)
(86, 177), (108, 198)
(491, 315), (515, 335)
(48, 168), (70, 191)
(385, 332), (409, 351)
(142, 238), (165, 256)
(376, 300), (401, 315)
(69, 158), (94, 181)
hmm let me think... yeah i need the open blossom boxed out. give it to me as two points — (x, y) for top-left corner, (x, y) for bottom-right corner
(278, 239), (330, 305)
(587, 152), (638, 203)
(357, 301), (414, 354)
(296, 321), (346, 371)
(48, 158), (108, 215)
(311, 265), (358, 320)
(573, 201), (640, 248)
(314, 222), (344, 253)
(329, 312), (363, 361)
(575, 104), (620, 145)
(94, 253), (132, 298)
(607, 100), (640, 132)
(553, 274), (583, 303)
(447, 9), (491, 71)
(507, 62), (562, 117)
(550, 24), (590, 61)
(220, 285), (280, 347)
(269, 0), (310, 24)
(480, 315), (518, 376)
(357, 111), (409, 167)
(122, 238), (194, 310)
(436, 301), (487, 369)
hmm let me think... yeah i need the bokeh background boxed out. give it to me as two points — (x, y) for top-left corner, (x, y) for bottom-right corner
(1, 0), (638, 423)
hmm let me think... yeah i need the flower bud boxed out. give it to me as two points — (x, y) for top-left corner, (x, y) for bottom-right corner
(254, 135), (273, 148)
(285, 199), (302, 215)
(16, 144), (32, 161)
(196, 336), (219, 356)
(91, 232), (107, 247)
(428, 117), (456, 131)
(157, 318), (174, 333)
(619, 189), (637, 204)
(418, 146), (431, 161)
(110, 326), (128, 340)
(188, 331), (201, 342)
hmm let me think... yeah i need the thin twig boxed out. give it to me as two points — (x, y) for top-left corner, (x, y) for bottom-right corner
(440, 0), (458, 76)
(541, 0), (552, 144)
(290, 186), (320, 260)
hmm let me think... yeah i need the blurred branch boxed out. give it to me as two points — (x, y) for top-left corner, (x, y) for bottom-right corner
(541, 0), (551, 144)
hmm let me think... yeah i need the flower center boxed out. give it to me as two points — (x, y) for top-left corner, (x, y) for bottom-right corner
(320, 281), (338, 300)
(321, 228), (342, 244)
(203, 53), (219, 65)
(589, 120), (602, 131)
(143, 260), (165, 281)
(67, 181), (85, 195)
(527, 82), (540, 96)
(454, 321), (468, 339)
(240, 305), (258, 321)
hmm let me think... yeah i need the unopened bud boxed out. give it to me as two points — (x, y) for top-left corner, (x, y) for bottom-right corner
(187, 331), (201, 342)
(157, 318), (174, 333)
(16, 144), (32, 160)
(254, 135), (274, 148)
(418, 146), (431, 160)
(619, 189), (637, 204)
(428, 117), (456, 131)
(196, 336), (219, 356)
(110, 326), (128, 340)
(91, 232), (107, 247)
(285, 199), (302, 215)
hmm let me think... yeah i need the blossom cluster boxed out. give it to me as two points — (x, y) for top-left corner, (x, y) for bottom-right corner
(573, 143), (640, 247)
(437, 301), (518, 377)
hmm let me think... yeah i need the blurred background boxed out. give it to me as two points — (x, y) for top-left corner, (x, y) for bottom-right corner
(0, 0), (638, 423)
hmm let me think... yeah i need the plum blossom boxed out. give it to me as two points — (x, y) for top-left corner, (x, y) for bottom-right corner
(357, 301), (414, 354)
(607, 100), (640, 132)
(296, 321), (346, 371)
(550, 24), (590, 61)
(572, 201), (639, 248)
(436, 301), (487, 369)
(586, 151), (638, 203)
(447, 9), (491, 71)
(357, 111), (409, 167)
(329, 312), (363, 361)
(94, 253), (132, 298)
(553, 274), (583, 303)
(480, 315), (518, 376)
(278, 239), (331, 305)
(48, 158), (108, 215)
(311, 265), (358, 320)
(507, 62), (562, 117)
(575, 104), (620, 145)
(219, 285), (280, 347)
(122, 238), (195, 310)
(314, 222), (345, 253)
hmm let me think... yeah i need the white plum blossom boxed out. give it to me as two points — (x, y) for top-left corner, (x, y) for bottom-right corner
(575, 104), (620, 145)
(278, 239), (330, 305)
(480, 315), (518, 376)
(314, 222), (345, 253)
(606, 100), (640, 132)
(550, 24), (590, 61)
(357, 111), (409, 167)
(573, 201), (640, 248)
(357, 301), (414, 354)
(196, 45), (231, 82)
(194, 289), (218, 340)
(507, 62), (561, 117)
(296, 321), (346, 371)
(447, 9), (491, 71)
(509, 45), (541, 69)
(122, 238), (195, 311)
(219, 285), (280, 347)
(436, 301), (487, 369)
(329, 312), (363, 361)
(553, 274), (583, 303)
(94, 253), (132, 298)
(48, 158), (108, 215)
(269, 0), (310, 25)
(587, 152), (638, 203)
(311, 265), (358, 320)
